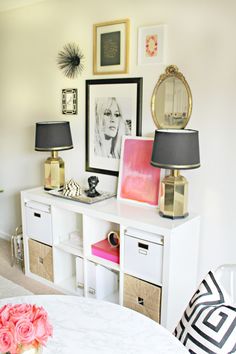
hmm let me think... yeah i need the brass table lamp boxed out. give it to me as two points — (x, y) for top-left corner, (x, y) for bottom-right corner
(151, 129), (200, 219)
(35, 121), (73, 190)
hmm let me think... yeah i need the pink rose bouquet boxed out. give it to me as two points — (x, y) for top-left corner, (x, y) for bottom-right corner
(0, 303), (53, 354)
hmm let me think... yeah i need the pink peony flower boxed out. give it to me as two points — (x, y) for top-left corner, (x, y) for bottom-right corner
(9, 304), (34, 324)
(15, 318), (35, 345)
(0, 303), (52, 351)
(0, 327), (17, 354)
(32, 305), (48, 322)
(0, 304), (11, 325)
(34, 317), (53, 345)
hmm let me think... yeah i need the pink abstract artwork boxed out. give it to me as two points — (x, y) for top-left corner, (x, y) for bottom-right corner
(118, 137), (161, 206)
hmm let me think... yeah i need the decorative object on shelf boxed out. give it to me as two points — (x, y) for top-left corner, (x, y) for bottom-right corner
(138, 24), (167, 65)
(57, 43), (84, 79)
(86, 78), (142, 176)
(0, 303), (52, 354)
(48, 189), (116, 204)
(151, 129), (200, 219)
(35, 121), (73, 190)
(107, 231), (120, 248)
(62, 89), (77, 115)
(93, 19), (130, 75)
(151, 65), (192, 129)
(85, 176), (100, 197)
(91, 238), (120, 264)
(62, 179), (82, 197)
(117, 136), (162, 207)
(69, 231), (83, 250)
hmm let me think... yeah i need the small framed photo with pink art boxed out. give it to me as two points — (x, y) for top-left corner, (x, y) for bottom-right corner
(138, 24), (167, 65)
(117, 136), (164, 207)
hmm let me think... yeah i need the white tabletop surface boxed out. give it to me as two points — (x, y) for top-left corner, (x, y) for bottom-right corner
(0, 295), (188, 354)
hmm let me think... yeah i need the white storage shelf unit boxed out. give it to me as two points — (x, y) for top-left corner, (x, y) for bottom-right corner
(21, 187), (200, 331)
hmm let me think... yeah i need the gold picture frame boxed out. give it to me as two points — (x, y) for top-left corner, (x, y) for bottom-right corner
(93, 19), (130, 75)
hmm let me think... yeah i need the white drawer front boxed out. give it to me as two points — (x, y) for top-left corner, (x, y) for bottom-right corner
(124, 234), (163, 285)
(25, 204), (52, 245)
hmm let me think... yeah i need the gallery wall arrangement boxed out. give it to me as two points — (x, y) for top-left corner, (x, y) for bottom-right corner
(34, 18), (170, 210)
(57, 18), (167, 184)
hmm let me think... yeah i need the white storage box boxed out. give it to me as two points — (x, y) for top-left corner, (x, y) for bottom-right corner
(25, 201), (52, 245)
(75, 256), (84, 296)
(124, 228), (163, 285)
(87, 261), (118, 300)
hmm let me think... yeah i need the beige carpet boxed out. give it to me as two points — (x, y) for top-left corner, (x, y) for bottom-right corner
(0, 238), (62, 295)
(0, 275), (33, 298)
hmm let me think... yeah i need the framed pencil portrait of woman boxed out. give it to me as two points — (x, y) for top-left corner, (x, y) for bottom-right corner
(86, 78), (143, 176)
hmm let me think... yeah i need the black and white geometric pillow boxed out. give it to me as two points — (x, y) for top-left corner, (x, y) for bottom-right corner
(174, 271), (236, 353)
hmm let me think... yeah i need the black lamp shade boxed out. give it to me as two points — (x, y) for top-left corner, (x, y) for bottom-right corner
(35, 121), (73, 151)
(151, 129), (200, 170)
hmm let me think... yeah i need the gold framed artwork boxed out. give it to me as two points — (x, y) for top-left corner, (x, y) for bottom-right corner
(93, 19), (130, 75)
(138, 24), (167, 65)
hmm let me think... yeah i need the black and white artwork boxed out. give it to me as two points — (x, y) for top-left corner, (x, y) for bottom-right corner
(94, 97), (131, 159)
(86, 78), (142, 176)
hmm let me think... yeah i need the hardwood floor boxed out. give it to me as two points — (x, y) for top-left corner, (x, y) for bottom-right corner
(0, 238), (62, 295)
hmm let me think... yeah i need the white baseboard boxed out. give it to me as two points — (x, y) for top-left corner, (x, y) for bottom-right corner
(0, 231), (11, 241)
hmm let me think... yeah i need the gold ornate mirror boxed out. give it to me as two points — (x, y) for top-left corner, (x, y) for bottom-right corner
(151, 65), (192, 129)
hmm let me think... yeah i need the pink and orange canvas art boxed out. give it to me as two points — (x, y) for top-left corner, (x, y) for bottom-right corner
(118, 136), (162, 206)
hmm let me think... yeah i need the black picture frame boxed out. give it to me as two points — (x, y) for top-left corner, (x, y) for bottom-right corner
(86, 78), (143, 176)
(62, 88), (77, 115)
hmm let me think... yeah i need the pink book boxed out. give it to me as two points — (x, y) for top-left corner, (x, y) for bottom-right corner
(91, 239), (120, 264)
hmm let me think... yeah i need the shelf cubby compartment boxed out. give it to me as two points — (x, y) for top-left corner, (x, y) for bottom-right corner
(86, 260), (119, 304)
(53, 247), (84, 296)
(52, 207), (83, 254)
(83, 215), (119, 263)
(55, 234), (83, 258)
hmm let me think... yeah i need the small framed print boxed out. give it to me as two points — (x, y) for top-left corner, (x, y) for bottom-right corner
(138, 24), (167, 65)
(93, 19), (130, 75)
(62, 89), (77, 114)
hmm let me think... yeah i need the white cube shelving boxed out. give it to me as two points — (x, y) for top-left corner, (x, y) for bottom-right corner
(21, 186), (200, 331)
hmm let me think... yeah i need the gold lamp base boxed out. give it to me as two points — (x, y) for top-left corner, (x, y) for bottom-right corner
(44, 151), (65, 190)
(159, 170), (188, 219)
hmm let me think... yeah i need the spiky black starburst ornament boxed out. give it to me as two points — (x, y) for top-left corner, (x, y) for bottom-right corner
(57, 43), (85, 79)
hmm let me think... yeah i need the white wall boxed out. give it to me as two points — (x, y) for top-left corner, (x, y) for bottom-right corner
(0, 0), (235, 279)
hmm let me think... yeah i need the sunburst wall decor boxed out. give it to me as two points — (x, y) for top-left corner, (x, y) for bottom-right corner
(57, 43), (85, 79)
